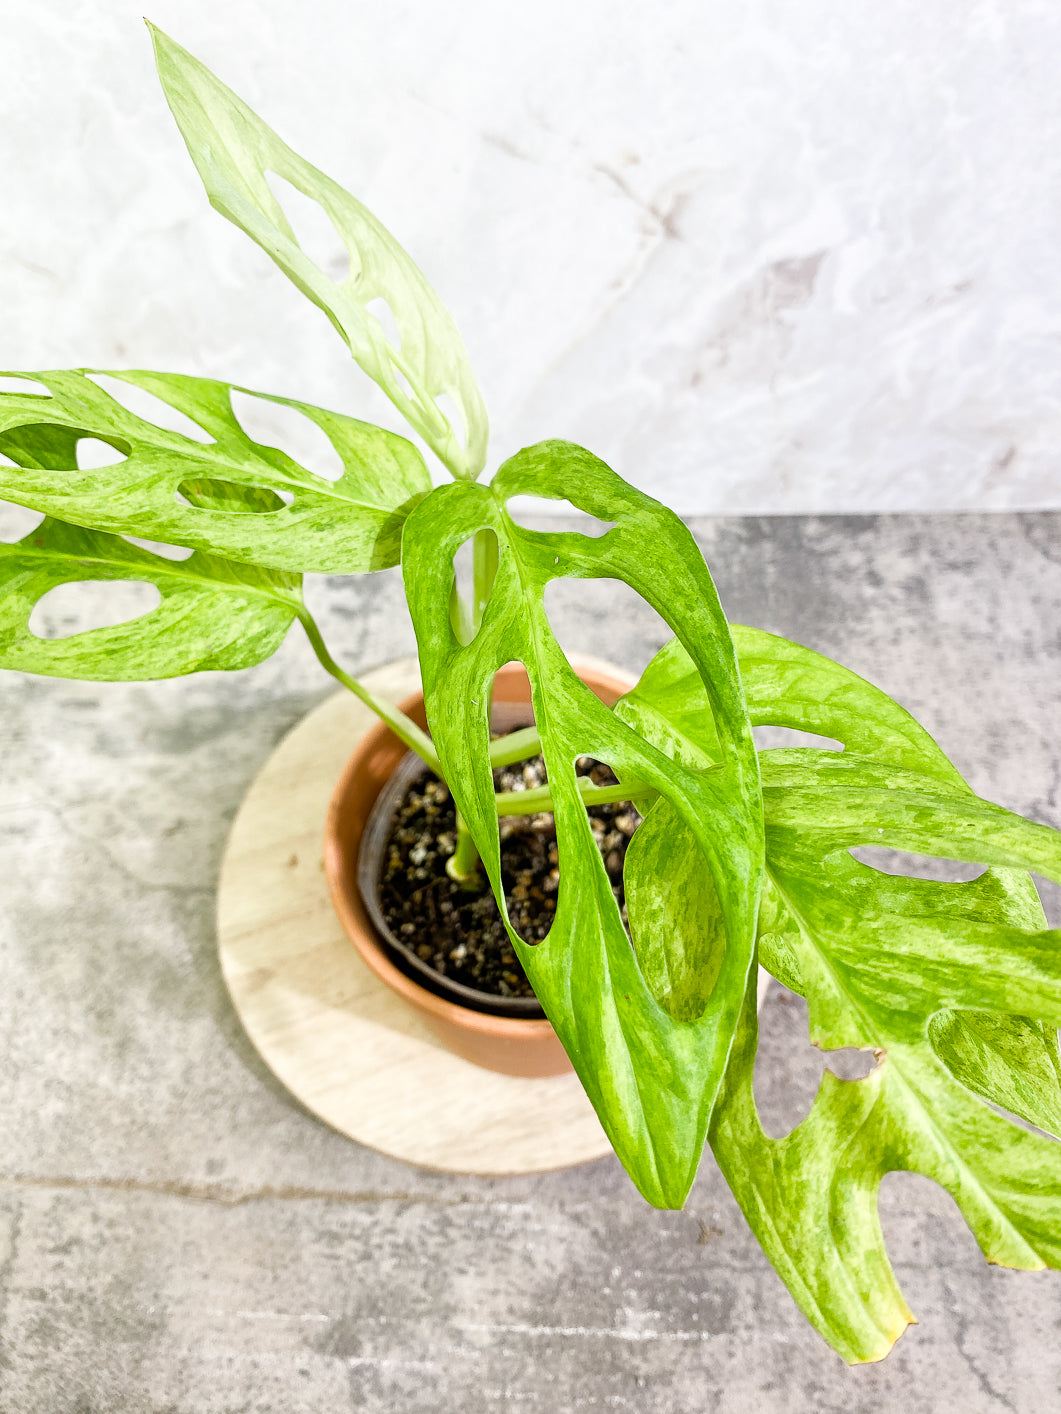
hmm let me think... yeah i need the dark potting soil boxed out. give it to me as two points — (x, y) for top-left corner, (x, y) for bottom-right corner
(378, 755), (641, 998)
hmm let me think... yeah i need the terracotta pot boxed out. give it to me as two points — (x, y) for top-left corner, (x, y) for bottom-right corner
(357, 697), (548, 1021)
(323, 660), (633, 1077)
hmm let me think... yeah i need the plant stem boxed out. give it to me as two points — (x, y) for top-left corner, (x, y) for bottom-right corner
(301, 606), (544, 773)
(488, 724), (542, 767)
(472, 527), (498, 627)
(299, 606), (652, 849)
(495, 777), (657, 817)
(298, 608), (441, 773)
(446, 810), (483, 886)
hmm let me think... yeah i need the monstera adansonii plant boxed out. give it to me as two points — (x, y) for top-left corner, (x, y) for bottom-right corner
(1, 26), (1058, 1363)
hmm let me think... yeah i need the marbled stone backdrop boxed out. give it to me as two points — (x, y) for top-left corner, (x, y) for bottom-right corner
(2, 0), (1061, 513)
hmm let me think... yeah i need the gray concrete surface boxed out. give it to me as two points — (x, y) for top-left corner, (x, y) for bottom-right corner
(0, 510), (1059, 1412)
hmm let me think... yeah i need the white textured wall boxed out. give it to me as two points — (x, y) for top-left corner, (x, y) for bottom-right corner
(2, 0), (1061, 514)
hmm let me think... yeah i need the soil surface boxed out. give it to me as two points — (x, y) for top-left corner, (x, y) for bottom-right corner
(377, 755), (641, 998)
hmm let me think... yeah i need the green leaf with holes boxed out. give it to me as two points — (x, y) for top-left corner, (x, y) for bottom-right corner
(149, 24), (488, 481)
(402, 440), (763, 1209)
(0, 370), (429, 573)
(0, 515), (300, 679)
(729, 622), (1061, 1126)
(759, 750), (1061, 1036)
(620, 627), (1061, 1361)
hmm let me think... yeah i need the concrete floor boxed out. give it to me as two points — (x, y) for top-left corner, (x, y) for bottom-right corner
(1, 510), (1059, 1412)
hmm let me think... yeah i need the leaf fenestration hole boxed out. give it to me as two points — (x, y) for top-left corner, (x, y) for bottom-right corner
(498, 762), (558, 947)
(121, 536), (194, 562)
(506, 496), (617, 537)
(489, 674), (557, 949)
(751, 986), (879, 1140)
(753, 725), (843, 752)
(0, 424), (107, 470)
(0, 376), (52, 398)
(29, 580), (162, 640)
(392, 368), (416, 403)
(849, 847), (987, 884)
(175, 478), (292, 513)
(541, 575), (676, 692)
(264, 170), (351, 282)
(449, 529), (498, 647)
(435, 392), (465, 452)
(0, 500), (45, 543)
(1033, 874), (1061, 928)
(229, 390), (345, 483)
(450, 535), (476, 646)
(75, 437), (128, 470)
(365, 296), (401, 351)
(575, 755), (642, 931)
(83, 374), (215, 444)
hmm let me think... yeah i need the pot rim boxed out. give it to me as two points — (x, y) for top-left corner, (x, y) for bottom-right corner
(322, 662), (636, 1044)
(357, 722), (548, 1018)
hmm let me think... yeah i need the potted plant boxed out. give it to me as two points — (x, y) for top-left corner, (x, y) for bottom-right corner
(1, 25), (1059, 1365)
(323, 654), (642, 1080)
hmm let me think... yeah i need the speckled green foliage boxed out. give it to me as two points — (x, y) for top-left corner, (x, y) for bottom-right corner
(0, 421), (301, 679)
(623, 630), (1061, 1360)
(0, 370), (430, 574)
(1, 23), (1058, 1366)
(402, 440), (763, 1209)
(0, 516), (299, 679)
(149, 24), (488, 482)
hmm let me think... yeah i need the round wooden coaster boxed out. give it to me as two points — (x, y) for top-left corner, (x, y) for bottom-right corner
(216, 657), (614, 1176)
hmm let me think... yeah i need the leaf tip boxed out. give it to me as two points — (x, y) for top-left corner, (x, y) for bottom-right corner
(145, 19), (189, 77)
(847, 1311), (917, 1366)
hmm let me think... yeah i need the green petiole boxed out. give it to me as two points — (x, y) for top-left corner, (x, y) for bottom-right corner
(487, 724), (541, 767)
(298, 607), (441, 771)
(302, 606), (649, 831)
(446, 811), (483, 885)
(494, 777), (656, 817)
